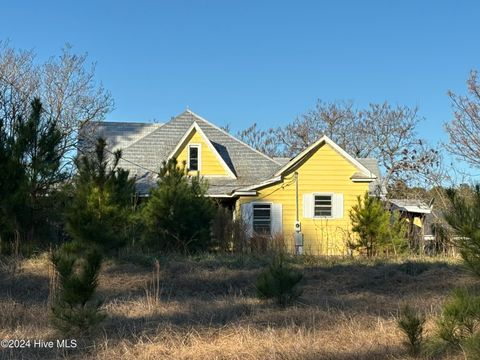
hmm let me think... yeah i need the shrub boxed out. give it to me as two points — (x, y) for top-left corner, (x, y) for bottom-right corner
(462, 332), (480, 359)
(211, 206), (251, 253)
(426, 288), (480, 358)
(67, 138), (137, 253)
(445, 185), (480, 276)
(349, 192), (408, 257)
(142, 158), (215, 253)
(50, 242), (105, 335)
(397, 304), (425, 355)
(255, 255), (303, 307)
(211, 206), (234, 252)
(437, 288), (480, 346)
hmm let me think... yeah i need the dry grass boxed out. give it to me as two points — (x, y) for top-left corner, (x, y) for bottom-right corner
(0, 253), (472, 359)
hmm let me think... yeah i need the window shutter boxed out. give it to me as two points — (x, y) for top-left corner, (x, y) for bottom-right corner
(271, 203), (283, 236)
(303, 194), (313, 218)
(241, 203), (253, 237)
(332, 193), (344, 219)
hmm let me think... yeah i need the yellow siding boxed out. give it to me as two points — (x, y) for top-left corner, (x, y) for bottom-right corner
(413, 217), (423, 227)
(237, 143), (369, 255)
(176, 129), (229, 176)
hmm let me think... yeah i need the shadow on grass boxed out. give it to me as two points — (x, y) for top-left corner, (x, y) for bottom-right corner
(0, 272), (50, 305)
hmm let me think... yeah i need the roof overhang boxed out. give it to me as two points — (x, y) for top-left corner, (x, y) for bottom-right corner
(389, 199), (433, 214)
(394, 206), (432, 214)
(234, 176), (282, 193)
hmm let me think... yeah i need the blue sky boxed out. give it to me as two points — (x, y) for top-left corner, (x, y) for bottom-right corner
(3, 0), (479, 173)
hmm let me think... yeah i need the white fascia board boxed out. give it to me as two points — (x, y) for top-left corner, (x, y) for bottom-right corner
(235, 176), (282, 192)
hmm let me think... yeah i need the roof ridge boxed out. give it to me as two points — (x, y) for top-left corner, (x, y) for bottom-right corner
(183, 109), (282, 166)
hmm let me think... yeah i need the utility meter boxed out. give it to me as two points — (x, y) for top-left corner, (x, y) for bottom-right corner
(294, 221), (301, 233)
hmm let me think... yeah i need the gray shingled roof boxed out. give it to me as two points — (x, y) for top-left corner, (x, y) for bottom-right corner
(356, 158), (387, 197)
(80, 110), (282, 196)
(80, 121), (162, 152)
(79, 110), (384, 197)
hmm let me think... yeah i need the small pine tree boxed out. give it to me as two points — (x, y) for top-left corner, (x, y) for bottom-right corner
(51, 241), (105, 334)
(349, 192), (407, 257)
(397, 304), (425, 355)
(142, 158), (214, 253)
(255, 255), (303, 307)
(427, 186), (480, 358)
(66, 138), (137, 252)
(437, 288), (480, 346)
(445, 185), (480, 276)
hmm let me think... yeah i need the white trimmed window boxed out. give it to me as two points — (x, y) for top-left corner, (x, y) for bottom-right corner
(303, 193), (344, 219)
(314, 195), (332, 217)
(188, 144), (200, 171)
(253, 203), (271, 234)
(241, 202), (282, 237)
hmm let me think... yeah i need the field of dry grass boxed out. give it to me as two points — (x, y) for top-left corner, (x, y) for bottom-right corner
(0, 253), (474, 359)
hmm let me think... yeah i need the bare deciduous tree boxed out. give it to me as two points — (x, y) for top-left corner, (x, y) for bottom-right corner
(237, 122), (281, 157)
(0, 41), (113, 164)
(275, 100), (359, 157)
(445, 70), (480, 168)
(359, 102), (438, 186)
(238, 99), (439, 188)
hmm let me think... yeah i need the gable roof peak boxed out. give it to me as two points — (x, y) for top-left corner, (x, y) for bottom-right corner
(168, 121), (237, 179)
(173, 109), (282, 166)
(274, 134), (376, 179)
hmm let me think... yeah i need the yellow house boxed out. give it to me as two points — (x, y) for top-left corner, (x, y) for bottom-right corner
(81, 110), (383, 255)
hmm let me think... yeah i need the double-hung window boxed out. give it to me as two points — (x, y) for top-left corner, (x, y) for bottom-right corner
(188, 145), (199, 171)
(253, 203), (271, 234)
(314, 194), (332, 217)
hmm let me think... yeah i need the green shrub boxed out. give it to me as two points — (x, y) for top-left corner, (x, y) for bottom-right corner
(462, 332), (480, 359)
(255, 255), (303, 307)
(142, 158), (215, 253)
(437, 288), (480, 345)
(67, 138), (137, 253)
(51, 242), (105, 335)
(445, 185), (480, 277)
(426, 288), (480, 358)
(397, 304), (425, 355)
(349, 192), (408, 257)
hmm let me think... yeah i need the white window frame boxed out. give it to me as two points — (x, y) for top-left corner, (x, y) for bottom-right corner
(313, 193), (333, 218)
(188, 144), (201, 171)
(252, 202), (272, 235)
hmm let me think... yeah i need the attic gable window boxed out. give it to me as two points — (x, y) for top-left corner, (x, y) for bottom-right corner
(188, 144), (200, 171)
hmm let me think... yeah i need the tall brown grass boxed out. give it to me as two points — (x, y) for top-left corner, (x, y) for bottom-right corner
(0, 253), (470, 359)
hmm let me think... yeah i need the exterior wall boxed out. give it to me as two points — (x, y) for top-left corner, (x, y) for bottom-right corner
(237, 143), (370, 255)
(176, 129), (229, 176)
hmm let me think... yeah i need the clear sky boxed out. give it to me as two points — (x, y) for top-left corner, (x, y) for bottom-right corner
(3, 0), (479, 171)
